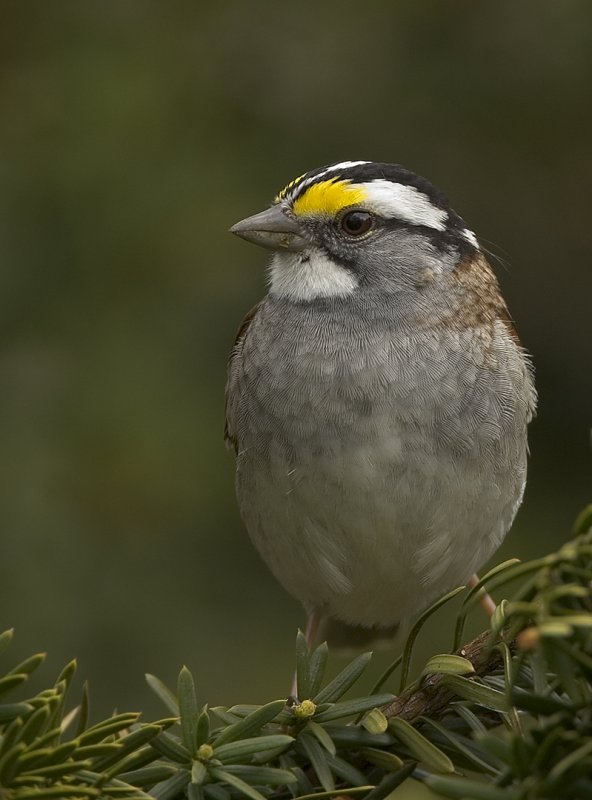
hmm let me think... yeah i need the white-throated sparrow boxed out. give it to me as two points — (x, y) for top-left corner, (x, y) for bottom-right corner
(226, 161), (536, 648)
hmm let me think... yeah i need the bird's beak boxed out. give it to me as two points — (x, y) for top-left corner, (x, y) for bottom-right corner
(230, 206), (307, 252)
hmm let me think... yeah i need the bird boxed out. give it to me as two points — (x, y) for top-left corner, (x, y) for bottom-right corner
(225, 160), (536, 655)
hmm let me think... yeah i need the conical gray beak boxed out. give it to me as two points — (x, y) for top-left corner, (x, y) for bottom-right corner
(230, 206), (307, 252)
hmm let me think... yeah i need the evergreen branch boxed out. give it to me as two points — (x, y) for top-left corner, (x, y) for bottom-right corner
(382, 628), (506, 723)
(0, 503), (590, 799)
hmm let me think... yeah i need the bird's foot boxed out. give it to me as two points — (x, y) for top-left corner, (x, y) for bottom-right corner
(467, 573), (496, 617)
(290, 608), (325, 699)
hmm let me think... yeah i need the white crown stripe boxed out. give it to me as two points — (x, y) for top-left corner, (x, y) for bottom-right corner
(278, 162), (370, 204)
(360, 180), (447, 231)
(322, 160), (370, 173)
(279, 171), (328, 203)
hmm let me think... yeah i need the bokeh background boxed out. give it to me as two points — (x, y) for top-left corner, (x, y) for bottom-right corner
(1, 3), (590, 792)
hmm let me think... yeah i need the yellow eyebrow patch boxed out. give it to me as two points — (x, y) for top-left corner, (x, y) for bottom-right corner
(292, 179), (367, 217)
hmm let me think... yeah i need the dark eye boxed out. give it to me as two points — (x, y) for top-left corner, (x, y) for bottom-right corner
(340, 210), (374, 237)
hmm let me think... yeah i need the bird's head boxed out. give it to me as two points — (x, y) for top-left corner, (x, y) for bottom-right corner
(230, 161), (480, 303)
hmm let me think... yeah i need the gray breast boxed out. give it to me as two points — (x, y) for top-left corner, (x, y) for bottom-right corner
(226, 293), (535, 627)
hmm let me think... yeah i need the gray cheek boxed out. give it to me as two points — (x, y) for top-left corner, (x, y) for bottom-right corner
(355, 231), (459, 292)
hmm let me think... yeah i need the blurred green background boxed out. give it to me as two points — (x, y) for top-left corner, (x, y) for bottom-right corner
(0, 0), (590, 755)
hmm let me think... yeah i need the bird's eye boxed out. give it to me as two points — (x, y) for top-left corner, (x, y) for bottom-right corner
(340, 210), (374, 237)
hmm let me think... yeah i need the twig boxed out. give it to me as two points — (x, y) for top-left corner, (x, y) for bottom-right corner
(381, 629), (504, 722)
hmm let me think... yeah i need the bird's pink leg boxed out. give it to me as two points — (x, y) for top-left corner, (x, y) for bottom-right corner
(290, 609), (324, 699)
(467, 573), (496, 617)
(304, 608), (324, 651)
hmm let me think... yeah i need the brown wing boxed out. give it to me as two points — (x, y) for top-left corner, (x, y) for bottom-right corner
(224, 302), (262, 453)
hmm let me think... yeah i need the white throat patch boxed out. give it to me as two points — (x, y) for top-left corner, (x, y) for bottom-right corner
(268, 250), (357, 301)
